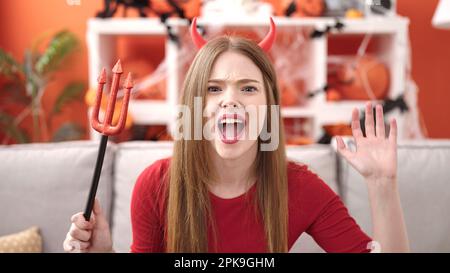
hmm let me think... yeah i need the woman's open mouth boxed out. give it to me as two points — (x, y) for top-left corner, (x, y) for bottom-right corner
(217, 113), (246, 144)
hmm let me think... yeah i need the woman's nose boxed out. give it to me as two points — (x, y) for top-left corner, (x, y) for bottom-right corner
(220, 88), (241, 108)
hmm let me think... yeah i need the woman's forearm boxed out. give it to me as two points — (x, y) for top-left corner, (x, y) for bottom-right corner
(366, 177), (410, 253)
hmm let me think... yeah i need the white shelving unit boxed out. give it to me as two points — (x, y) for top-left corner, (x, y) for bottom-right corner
(86, 16), (409, 141)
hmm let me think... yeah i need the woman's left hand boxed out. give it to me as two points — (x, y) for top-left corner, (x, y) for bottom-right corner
(337, 102), (409, 252)
(336, 102), (397, 182)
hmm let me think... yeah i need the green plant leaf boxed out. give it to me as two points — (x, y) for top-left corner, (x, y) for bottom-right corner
(52, 82), (85, 114)
(51, 122), (84, 142)
(0, 110), (29, 143)
(23, 49), (40, 97)
(35, 30), (79, 75)
(0, 48), (23, 78)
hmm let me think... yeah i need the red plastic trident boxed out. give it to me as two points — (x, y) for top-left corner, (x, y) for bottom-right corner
(91, 59), (132, 136)
(84, 59), (132, 221)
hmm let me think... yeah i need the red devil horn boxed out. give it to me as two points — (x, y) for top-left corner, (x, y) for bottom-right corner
(191, 17), (207, 49)
(190, 17), (276, 52)
(258, 17), (276, 52)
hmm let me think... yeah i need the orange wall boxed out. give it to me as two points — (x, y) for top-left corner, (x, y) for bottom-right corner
(397, 0), (450, 138)
(1, 0), (449, 139)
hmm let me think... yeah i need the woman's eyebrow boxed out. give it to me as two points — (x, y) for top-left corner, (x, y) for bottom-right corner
(208, 78), (261, 84)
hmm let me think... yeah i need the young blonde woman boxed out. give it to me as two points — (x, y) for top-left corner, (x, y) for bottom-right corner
(64, 18), (409, 253)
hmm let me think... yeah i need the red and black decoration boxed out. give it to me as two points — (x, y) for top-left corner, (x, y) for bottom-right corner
(95, 0), (201, 46)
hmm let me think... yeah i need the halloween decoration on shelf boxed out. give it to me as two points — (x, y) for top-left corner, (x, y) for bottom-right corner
(132, 125), (173, 141)
(84, 59), (132, 221)
(345, 8), (364, 18)
(96, 0), (200, 18)
(317, 94), (411, 144)
(325, 87), (342, 101)
(317, 123), (352, 144)
(126, 27), (198, 106)
(328, 55), (390, 101)
(279, 79), (305, 107)
(123, 59), (166, 100)
(96, 0), (150, 18)
(357, 94), (407, 137)
(284, 118), (314, 145)
(310, 19), (345, 38)
(365, 0), (396, 17)
(322, 0), (363, 17)
(283, 0), (325, 17)
(95, 0), (201, 45)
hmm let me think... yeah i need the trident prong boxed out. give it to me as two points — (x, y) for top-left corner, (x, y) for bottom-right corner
(91, 68), (107, 132)
(104, 72), (133, 135)
(91, 59), (131, 136)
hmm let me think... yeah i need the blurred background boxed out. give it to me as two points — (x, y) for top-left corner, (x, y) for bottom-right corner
(1, 0), (449, 145)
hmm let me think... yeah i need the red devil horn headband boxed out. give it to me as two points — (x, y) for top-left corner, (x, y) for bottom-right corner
(190, 17), (277, 52)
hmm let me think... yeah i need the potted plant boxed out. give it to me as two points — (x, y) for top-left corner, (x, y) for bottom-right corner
(0, 30), (85, 144)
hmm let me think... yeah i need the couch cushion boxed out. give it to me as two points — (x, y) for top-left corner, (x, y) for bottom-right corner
(0, 141), (114, 253)
(335, 137), (450, 252)
(112, 141), (173, 252)
(112, 142), (338, 253)
(286, 144), (339, 194)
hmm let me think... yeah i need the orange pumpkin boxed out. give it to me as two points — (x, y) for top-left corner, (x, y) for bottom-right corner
(286, 136), (314, 145)
(281, 86), (299, 106)
(323, 123), (353, 136)
(279, 79), (305, 106)
(151, 0), (201, 18)
(278, 0), (324, 17)
(326, 88), (342, 101)
(335, 55), (390, 100)
(283, 118), (314, 145)
(297, 0), (325, 17)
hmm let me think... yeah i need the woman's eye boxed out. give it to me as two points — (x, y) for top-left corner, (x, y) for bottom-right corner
(242, 86), (257, 92)
(207, 86), (221, 93)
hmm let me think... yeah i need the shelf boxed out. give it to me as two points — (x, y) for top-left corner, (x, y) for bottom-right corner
(281, 107), (315, 118)
(128, 100), (369, 124)
(128, 100), (172, 125)
(175, 16), (409, 32)
(86, 15), (410, 141)
(282, 101), (372, 123)
(87, 18), (167, 35)
(87, 16), (409, 34)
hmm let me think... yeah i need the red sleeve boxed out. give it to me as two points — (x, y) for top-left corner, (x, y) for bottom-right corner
(290, 163), (372, 253)
(130, 159), (169, 253)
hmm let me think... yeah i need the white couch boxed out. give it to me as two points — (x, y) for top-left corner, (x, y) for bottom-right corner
(0, 139), (449, 253)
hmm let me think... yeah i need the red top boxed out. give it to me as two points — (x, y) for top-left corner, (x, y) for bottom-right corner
(130, 158), (372, 253)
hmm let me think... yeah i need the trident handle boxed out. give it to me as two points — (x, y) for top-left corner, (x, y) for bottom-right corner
(84, 135), (108, 220)
(84, 59), (133, 221)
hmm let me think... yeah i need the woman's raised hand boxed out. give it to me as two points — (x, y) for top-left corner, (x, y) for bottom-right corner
(336, 102), (398, 182)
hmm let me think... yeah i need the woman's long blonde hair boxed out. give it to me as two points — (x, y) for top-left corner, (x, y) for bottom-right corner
(166, 36), (288, 252)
